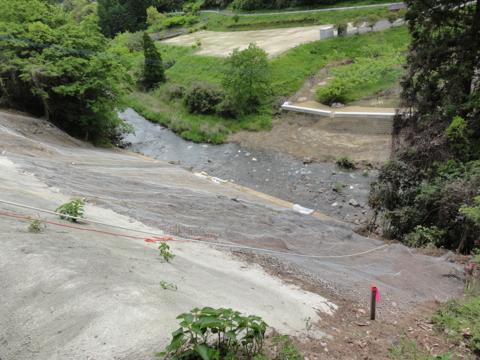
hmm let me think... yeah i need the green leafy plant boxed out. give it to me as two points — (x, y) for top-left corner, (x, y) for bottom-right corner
(404, 225), (445, 248)
(446, 116), (470, 157)
(159, 307), (267, 359)
(160, 280), (178, 291)
(159, 242), (175, 262)
(28, 218), (46, 233)
(56, 199), (85, 222)
(460, 196), (480, 225)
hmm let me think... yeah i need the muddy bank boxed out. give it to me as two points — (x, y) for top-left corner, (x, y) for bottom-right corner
(120, 109), (376, 224)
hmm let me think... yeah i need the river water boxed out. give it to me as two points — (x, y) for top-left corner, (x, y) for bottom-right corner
(119, 108), (377, 223)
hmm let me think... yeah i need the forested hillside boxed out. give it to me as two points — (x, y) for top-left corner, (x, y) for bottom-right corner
(370, 0), (480, 253)
(0, 0), (129, 143)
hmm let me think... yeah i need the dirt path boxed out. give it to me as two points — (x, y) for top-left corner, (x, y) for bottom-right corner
(0, 110), (464, 358)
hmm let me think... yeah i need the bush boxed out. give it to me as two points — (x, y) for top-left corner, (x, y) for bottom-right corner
(215, 96), (238, 118)
(28, 218), (45, 233)
(165, 84), (186, 100)
(185, 82), (224, 114)
(336, 156), (356, 170)
(316, 80), (348, 105)
(446, 116), (470, 158)
(159, 307), (267, 359)
(404, 225), (445, 248)
(56, 199), (85, 222)
(336, 22), (348, 37)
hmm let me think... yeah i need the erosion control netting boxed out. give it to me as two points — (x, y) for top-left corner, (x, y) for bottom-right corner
(0, 111), (464, 312)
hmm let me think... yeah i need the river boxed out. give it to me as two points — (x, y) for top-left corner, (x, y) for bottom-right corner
(119, 108), (377, 223)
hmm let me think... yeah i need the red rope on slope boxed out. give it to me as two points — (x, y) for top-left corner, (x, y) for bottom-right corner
(0, 210), (177, 243)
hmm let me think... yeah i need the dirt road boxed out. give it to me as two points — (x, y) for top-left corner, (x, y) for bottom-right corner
(0, 110), (463, 359)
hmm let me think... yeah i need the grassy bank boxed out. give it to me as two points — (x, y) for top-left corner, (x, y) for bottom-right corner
(120, 26), (408, 143)
(270, 25), (408, 96)
(201, 7), (400, 31)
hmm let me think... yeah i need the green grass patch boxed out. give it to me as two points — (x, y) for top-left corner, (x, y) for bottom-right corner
(270, 25), (408, 97)
(389, 337), (451, 360)
(201, 7), (398, 31)
(127, 90), (271, 144)
(316, 56), (404, 104)
(432, 297), (480, 355)
(232, 0), (398, 13)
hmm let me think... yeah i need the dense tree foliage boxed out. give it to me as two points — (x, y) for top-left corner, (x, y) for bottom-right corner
(0, 0), (129, 143)
(98, 0), (153, 37)
(142, 32), (165, 89)
(370, 0), (480, 252)
(223, 44), (271, 115)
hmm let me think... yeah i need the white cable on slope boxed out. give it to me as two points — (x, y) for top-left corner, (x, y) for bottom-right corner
(0, 198), (389, 260)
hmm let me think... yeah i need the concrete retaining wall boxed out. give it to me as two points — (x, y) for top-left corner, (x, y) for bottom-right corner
(281, 102), (397, 119)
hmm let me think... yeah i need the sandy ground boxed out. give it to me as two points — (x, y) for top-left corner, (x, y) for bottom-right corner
(230, 66), (394, 164)
(230, 113), (393, 164)
(0, 110), (464, 359)
(162, 26), (330, 57)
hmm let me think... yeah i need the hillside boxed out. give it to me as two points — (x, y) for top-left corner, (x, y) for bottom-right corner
(0, 110), (464, 359)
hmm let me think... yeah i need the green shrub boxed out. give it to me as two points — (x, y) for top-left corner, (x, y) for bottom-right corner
(28, 218), (45, 233)
(215, 96), (238, 118)
(56, 199), (85, 222)
(404, 225), (445, 248)
(166, 84), (186, 100)
(460, 196), (480, 225)
(159, 307), (267, 359)
(446, 116), (470, 157)
(336, 22), (348, 37)
(316, 80), (348, 105)
(185, 82), (224, 114)
(336, 156), (356, 170)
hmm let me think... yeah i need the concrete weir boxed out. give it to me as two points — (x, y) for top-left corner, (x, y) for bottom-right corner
(281, 101), (398, 119)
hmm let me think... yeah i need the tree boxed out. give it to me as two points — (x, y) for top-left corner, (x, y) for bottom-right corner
(97, 0), (152, 37)
(0, 0), (129, 143)
(142, 32), (165, 90)
(370, 0), (480, 252)
(223, 44), (271, 114)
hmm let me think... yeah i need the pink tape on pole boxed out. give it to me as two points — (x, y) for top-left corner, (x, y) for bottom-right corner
(371, 284), (381, 303)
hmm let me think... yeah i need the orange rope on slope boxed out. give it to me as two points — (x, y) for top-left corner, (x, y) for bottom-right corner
(0, 210), (177, 243)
